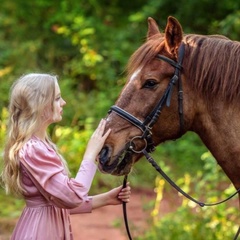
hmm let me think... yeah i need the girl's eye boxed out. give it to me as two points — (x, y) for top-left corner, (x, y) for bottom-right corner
(143, 79), (157, 89)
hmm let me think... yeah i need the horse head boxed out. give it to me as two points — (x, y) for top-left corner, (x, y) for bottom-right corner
(98, 17), (196, 176)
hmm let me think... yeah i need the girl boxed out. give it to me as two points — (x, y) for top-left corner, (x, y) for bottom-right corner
(1, 73), (131, 240)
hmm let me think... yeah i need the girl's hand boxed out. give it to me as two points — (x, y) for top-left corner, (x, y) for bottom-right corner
(83, 119), (111, 161)
(106, 183), (131, 205)
(92, 183), (131, 209)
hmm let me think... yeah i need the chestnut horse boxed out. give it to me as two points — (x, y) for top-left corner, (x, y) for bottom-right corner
(98, 16), (240, 211)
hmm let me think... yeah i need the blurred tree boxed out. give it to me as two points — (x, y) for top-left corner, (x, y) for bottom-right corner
(0, 0), (239, 173)
(0, 0), (239, 121)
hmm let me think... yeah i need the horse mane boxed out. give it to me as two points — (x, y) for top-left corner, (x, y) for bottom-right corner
(184, 34), (240, 103)
(127, 33), (240, 104)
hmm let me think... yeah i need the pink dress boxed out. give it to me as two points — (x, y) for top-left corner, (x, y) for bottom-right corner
(11, 136), (97, 240)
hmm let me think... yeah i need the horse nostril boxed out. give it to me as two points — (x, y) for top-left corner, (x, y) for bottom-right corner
(99, 146), (109, 165)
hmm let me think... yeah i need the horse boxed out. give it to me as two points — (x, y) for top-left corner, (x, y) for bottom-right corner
(98, 16), (240, 210)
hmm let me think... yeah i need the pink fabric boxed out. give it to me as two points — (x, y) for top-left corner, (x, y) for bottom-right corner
(11, 136), (97, 240)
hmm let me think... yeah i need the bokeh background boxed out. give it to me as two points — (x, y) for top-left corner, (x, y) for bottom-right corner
(0, 1), (240, 239)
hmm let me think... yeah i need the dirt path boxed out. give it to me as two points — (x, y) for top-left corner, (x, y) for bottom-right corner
(70, 188), (155, 240)
(70, 188), (181, 240)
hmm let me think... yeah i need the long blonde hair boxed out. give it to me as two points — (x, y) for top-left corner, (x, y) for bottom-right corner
(2, 73), (69, 196)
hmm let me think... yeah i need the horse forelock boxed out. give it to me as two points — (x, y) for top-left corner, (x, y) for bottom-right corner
(126, 34), (165, 79)
(184, 34), (240, 103)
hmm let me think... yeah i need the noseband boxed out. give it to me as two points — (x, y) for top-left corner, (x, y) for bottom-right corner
(109, 43), (185, 153)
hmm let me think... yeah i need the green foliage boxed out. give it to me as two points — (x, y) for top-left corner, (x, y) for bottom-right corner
(0, 108), (8, 178)
(216, 10), (240, 40)
(152, 132), (208, 177)
(0, 188), (24, 218)
(0, 108), (8, 144)
(137, 152), (238, 240)
(1, 0), (239, 121)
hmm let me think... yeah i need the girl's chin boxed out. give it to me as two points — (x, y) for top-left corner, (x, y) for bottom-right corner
(52, 116), (62, 123)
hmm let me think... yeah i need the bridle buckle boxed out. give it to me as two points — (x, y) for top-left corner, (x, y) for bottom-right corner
(129, 136), (147, 153)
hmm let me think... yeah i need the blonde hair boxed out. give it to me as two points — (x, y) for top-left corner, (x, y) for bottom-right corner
(2, 73), (69, 196)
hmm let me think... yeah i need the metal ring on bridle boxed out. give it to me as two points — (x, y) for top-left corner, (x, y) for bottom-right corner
(129, 136), (148, 153)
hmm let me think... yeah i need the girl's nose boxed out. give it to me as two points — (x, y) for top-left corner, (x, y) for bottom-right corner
(61, 98), (66, 106)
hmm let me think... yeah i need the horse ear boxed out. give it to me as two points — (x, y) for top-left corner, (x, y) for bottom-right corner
(147, 17), (160, 40)
(164, 16), (183, 54)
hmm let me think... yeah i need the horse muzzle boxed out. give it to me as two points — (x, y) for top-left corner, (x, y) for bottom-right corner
(98, 145), (134, 176)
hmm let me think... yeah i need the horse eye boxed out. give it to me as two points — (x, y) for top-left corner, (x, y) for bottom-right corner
(143, 79), (157, 89)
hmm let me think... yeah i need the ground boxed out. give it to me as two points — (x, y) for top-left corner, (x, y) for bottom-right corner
(70, 188), (155, 240)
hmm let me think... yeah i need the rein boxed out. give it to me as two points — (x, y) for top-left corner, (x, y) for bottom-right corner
(108, 43), (240, 239)
(122, 150), (240, 240)
(142, 149), (240, 208)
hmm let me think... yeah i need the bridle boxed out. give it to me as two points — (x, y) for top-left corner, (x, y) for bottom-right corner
(110, 43), (185, 154)
(109, 43), (240, 239)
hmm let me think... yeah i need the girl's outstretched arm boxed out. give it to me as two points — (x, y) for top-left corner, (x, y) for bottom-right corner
(92, 183), (131, 209)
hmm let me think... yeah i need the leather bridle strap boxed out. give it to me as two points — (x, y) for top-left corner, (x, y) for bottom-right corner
(234, 227), (240, 240)
(122, 175), (132, 240)
(109, 106), (147, 133)
(153, 44), (185, 134)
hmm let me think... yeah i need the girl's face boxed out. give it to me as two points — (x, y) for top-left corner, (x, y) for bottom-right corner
(51, 82), (66, 123)
(43, 81), (66, 124)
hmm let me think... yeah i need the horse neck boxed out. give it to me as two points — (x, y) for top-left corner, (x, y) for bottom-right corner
(182, 35), (240, 188)
(192, 100), (240, 189)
